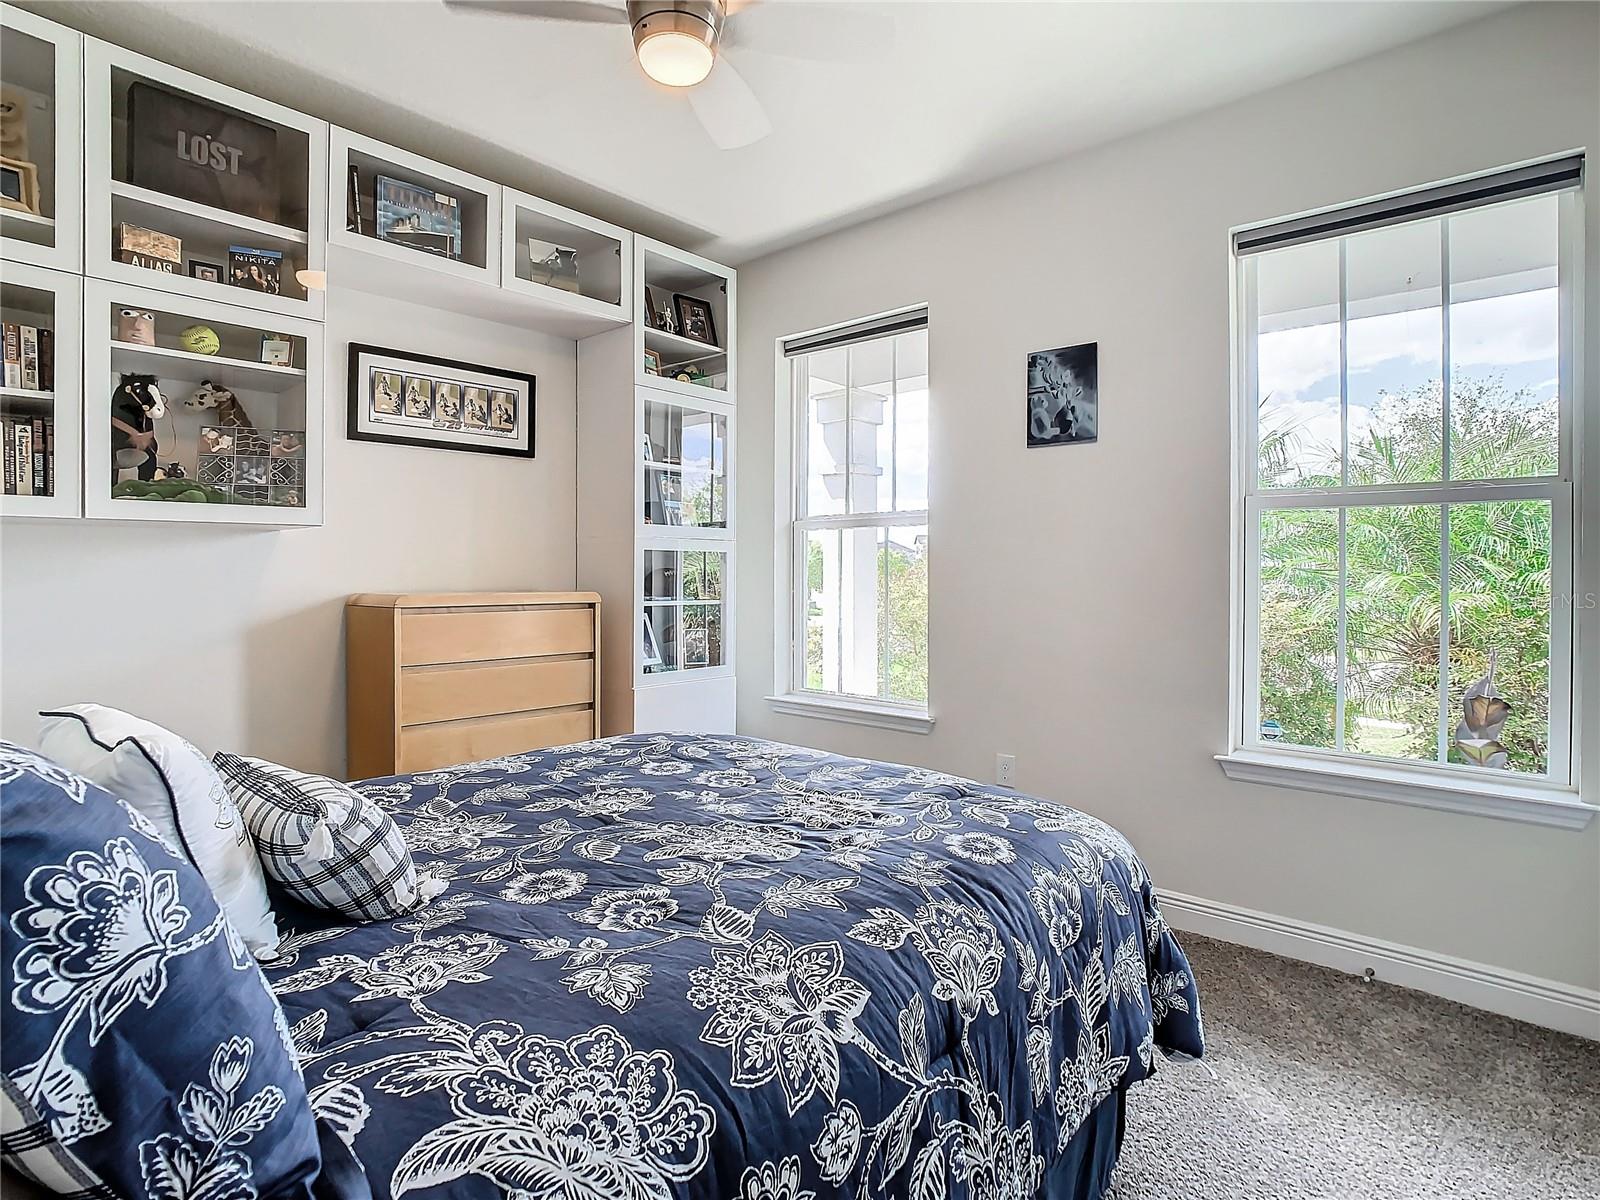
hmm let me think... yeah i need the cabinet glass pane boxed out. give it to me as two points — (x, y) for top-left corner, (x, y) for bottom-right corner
(643, 399), (726, 528)
(102, 299), (310, 511)
(511, 205), (622, 304)
(0, 26), (58, 249)
(642, 548), (728, 674)
(1, 281), (60, 497)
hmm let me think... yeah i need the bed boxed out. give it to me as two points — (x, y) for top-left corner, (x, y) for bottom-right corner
(262, 733), (1204, 1199)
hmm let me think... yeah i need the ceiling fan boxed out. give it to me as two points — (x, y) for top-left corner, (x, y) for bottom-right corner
(443, 1), (894, 150)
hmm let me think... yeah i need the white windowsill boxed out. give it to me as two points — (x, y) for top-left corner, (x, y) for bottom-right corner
(1216, 749), (1595, 830)
(766, 693), (935, 734)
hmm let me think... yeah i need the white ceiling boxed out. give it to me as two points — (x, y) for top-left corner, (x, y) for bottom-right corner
(40, 0), (1508, 264)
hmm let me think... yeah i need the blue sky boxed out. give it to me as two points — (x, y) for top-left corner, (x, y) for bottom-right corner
(1259, 288), (1558, 479)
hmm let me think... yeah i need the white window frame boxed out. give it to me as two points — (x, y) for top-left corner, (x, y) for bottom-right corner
(1219, 168), (1595, 829)
(769, 307), (933, 733)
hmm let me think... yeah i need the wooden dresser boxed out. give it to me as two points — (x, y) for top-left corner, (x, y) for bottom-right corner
(345, 592), (601, 779)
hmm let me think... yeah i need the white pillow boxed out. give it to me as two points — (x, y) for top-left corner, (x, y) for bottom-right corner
(37, 704), (281, 958)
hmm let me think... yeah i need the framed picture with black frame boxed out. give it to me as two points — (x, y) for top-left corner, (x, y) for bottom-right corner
(347, 343), (535, 457)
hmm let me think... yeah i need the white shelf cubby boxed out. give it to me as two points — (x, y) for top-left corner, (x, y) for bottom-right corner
(500, 188), (632, 338)
(1, 260), (82, 518)
(328, 126), (501, 310)
(84, 38), (327, 320)
(636, 236), (735, 401)
(0, 4), (83, 273)
(83, 277), (322, 525)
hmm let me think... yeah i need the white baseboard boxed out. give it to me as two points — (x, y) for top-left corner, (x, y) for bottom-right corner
(1158, 889), (1600, 1041)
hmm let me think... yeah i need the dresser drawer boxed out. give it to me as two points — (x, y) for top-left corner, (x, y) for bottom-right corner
(399, 606), (594, 666)
(399, 657), (595, 726)
(397, 708), (597, 773)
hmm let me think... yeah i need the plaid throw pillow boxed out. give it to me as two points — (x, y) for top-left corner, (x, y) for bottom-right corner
(213, 752), (431, 921)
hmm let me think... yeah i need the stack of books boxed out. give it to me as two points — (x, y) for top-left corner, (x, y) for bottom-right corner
(2, 414), (55, 497)
(2, 322), (55, 392)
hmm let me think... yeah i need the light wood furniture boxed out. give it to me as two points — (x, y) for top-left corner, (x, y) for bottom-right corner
(345, 591), (601, 779)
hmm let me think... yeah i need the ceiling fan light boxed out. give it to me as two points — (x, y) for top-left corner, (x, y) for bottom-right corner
(637, 28), (715, 86)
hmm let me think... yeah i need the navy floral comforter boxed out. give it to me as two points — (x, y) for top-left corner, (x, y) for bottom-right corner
(263, 733), (1203, 1200)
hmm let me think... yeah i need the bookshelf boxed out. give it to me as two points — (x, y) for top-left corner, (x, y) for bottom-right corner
(579, 238), (737, 735)
(0, 260), (81, 518)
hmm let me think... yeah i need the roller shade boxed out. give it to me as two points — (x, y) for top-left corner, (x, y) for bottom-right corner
(782, 307), (927, 358)
(1234, 155), (1584, 256)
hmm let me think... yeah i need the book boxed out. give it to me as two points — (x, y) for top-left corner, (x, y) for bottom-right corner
(3, 417), (15, 494)
(38, 328), (53, 392)
(32, 416), (46, 496)
(44, 418), (54, 496)
(20, 325), (38, 391)
(348, 164), (365, 235)
(15, 421), (31, 495)
(3, 323), (18, 389)
(227, 245), (283, 294)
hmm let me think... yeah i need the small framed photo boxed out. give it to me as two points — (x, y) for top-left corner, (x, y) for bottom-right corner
(188, 260), (224, 284)
(1026, 342), (1099, 447)
(259, 334), (293, 367)
(348, 343), (535, 458)
(643, 348), (662, 376)
(0, 157), (41, 215)
(643, 286), (669, 331)
(673, 294), (717, 346)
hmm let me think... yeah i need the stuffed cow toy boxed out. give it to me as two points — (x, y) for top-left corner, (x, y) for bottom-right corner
(110, 374), (165, 483)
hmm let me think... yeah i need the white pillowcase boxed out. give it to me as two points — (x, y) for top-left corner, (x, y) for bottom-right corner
(38, 704), (281, 958)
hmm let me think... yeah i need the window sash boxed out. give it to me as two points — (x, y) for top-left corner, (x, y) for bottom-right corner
(1234, 189), (1579, 787)
(789, 514), (928, 707)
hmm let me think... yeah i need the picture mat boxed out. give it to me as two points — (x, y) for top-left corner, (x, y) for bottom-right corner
(348, 344), (534, 457)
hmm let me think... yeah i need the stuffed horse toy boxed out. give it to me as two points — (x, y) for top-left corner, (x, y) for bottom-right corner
(110, 374), (165, 483)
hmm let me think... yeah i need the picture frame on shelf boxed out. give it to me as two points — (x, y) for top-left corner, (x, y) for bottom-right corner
(188, 260), (223, 283)
(644, 286), (676, 333)
(125, 80), (281, 222)
(643, 348), (662, 376)
(259, 334), (293, 367)
(0, 156), (40, 215)
(673, 294), (717, 346)
(375, 175), (461, 260)
(348, 343), (534, 458)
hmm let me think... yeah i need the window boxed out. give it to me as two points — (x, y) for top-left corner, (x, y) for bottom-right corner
(1227, 158), (1590, 820)
(780, 310), (929, 722)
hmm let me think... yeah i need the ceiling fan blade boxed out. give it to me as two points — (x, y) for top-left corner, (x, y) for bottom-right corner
(687, 57), (772, 150)
(722, 3), (894, 63)
(443, 1), (627, 23)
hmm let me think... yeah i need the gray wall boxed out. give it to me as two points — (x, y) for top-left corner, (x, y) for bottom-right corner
(733, 4), (1600, 990)
(0, 293), (578, 776)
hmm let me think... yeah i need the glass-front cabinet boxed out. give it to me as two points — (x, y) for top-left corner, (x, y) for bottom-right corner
(643, 548), (727, 675)
(643, 395), (727, 529)
(0, 4), (82, 272)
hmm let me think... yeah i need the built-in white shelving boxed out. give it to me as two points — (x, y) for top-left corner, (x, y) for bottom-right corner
(83, 277), (322, 525)
(83, 38), (328, 321)
(0, 4), (83, 272)
(501, 189), (632, 338)
(579, 236), (738, 736)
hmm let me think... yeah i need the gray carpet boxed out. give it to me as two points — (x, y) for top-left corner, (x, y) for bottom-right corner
(1110, 934), (1600, 1199)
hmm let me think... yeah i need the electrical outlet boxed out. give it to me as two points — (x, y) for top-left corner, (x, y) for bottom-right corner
(995, 754), (1016, 787)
